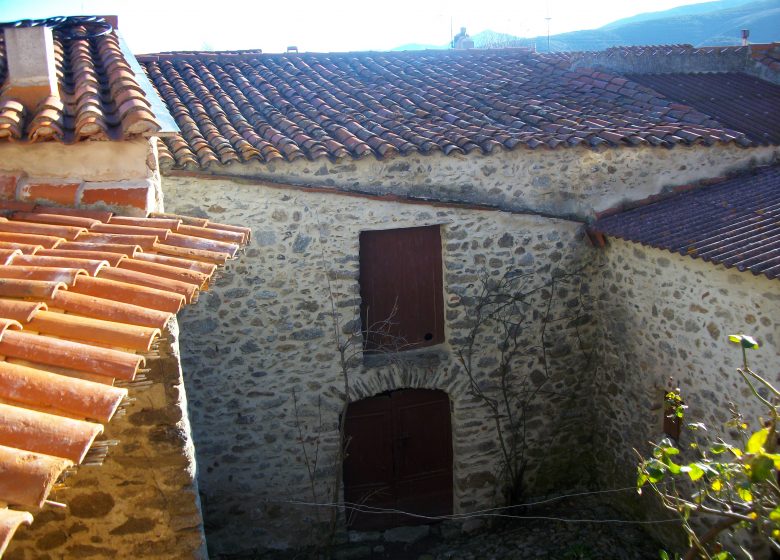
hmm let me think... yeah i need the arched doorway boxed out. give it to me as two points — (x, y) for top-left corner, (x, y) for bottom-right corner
(343, 388), (453, 530)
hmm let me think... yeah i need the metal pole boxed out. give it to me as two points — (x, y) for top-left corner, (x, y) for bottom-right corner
(545, 17), (551, 52)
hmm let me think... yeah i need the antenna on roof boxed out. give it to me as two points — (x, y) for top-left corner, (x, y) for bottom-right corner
(545, 0), (552, 52)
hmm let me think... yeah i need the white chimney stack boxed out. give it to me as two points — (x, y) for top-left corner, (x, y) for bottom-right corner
(2, 26), (59, 111)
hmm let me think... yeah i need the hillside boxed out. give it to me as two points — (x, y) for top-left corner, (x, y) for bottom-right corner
(393, 0), (780, 52)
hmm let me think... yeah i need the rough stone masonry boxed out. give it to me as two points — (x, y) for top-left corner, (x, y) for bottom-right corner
(161, 141), (779, 554)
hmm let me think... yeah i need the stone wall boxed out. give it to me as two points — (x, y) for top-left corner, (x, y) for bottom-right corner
(166, 143), (778, 220)
(592, 239), (780, 504)
(570, 47), (752, 75)
(5, 321), (208, 560)
(164, 174), (600, 554)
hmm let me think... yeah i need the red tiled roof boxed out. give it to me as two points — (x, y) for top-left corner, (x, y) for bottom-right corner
(137, 49), (753, 168)
(625, 72), (780, 145)
(751, 42), (780, 72)
(591, 166), (780, 280)
(0, 199), (249, 556)
(0, 25), (161, 142)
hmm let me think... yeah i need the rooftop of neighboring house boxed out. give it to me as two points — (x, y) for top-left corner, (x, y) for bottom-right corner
(590, 164), (780, 281)
(0, 16), (251, 556)
(0, 198), (250, 555)
(135, 43), (780, 169)
(0, 16), (171, 143)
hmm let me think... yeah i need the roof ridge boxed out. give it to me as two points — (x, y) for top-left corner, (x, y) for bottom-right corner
(136, 46), (537, 62)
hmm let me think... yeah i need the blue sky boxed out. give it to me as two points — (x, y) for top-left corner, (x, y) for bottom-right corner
(0, 0), (710, 53)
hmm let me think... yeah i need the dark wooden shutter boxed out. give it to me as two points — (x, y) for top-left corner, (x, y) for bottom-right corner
(359, 225), (444, 351)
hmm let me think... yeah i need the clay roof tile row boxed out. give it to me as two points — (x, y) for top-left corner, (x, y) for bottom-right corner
(0, 26), (161, 143)
(136, 49), (763, 168)
(0, 192), (249, 556)
(591, 165), (780, 280)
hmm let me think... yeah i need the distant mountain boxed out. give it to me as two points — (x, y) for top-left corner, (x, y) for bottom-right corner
(393, 43), (443, 51)
(601, 0), (757, 29)
(392, 0), (780, 52)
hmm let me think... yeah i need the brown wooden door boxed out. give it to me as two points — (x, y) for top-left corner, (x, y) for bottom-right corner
(343, 389), (453, 530)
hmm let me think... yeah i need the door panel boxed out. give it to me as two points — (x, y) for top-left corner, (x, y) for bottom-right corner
(343, 389), (453, 530)
(343, 395), (395, 528)
(393, 390), (453, 523)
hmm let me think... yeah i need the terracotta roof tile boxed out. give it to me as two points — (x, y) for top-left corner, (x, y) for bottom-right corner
(625, 72), (780, 145)
(749, 42), (780, 69)
(0, 509), (32, 557)
(0, 25), (162, 143)
(136, 49), (757, 168)
(0, 200), (248, 553)
(591, 165), (780, 280)
(0, 445), (73, 508)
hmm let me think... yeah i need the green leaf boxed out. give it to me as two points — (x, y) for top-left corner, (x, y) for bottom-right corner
(769, 506), (780, 522)
(737, 483), (753, 502)
(686, 463), (705, 481)
(747, 428), (769, 454)
(637, 472), (649, 488)
(729, 334), (759, 349)
(711, 442), (728, 454)
(713, 552), (736, 560)
(664, 459), (682, 475)
(751, 455), (775, 482)
(765, 453), (780, 469)
(659, 551), (670, 560)
(646, 461), (666, 483)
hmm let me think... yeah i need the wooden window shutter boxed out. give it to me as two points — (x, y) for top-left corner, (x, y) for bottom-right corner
(359, 225), (444, 351)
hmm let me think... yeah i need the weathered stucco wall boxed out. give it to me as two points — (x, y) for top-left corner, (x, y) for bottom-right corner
(0, 138), (154, 182)
(5, 321), (207, 560)
(593, 239), (780, 498)
(168, 143), (778, 219)
(164, 175), (599, 554)
(0, 137), (165, 216)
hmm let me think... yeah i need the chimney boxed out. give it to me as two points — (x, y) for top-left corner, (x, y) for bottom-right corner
(742, 29), (750, 46)
(286, 46), (299, 54)
(2, 25), (59, 111)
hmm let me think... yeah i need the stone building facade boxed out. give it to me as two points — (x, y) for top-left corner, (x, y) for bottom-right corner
(161, 141), (778, 553)
(138, 43), (780, 556)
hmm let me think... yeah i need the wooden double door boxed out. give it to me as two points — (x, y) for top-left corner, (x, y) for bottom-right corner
(343, 389), (453, 530)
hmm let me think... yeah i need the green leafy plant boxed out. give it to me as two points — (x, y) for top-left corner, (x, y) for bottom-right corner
(637, 335), (780, 560)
